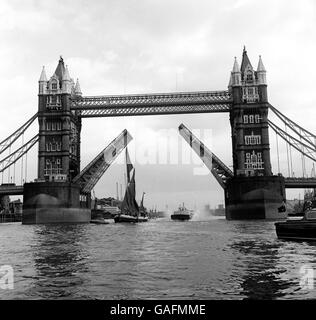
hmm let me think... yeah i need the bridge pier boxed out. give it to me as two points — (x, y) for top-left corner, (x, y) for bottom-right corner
(22, 182), (91, 224)
(225, 175), (286, 219)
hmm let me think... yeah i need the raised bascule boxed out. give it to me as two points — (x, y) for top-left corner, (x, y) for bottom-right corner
(1, 47), (315, 223)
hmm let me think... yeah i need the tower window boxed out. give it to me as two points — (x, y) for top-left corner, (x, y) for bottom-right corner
(52, 82), (58, 90)
(246, 71), (253, 82)
(243, 115), (248, 123)
(255, 115), (262, 123)
(247, 87), (254, 95)
(242, 86), (259, 103)
(244, 151), (264, 170)
(50, 96), (57, 105)
(245, 132), (261, 145)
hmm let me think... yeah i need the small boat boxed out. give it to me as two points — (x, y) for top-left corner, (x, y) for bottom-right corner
(114, 149), (148, 223)
(171, 203), (194, 221)
(275, 199), (316, 241)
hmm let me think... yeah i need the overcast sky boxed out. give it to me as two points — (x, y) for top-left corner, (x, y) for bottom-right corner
(1, 0), (316, 210)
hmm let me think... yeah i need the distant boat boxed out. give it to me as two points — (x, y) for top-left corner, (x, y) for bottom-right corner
(114, 149), (148, 223)
(275, 197), (316, 241)
(171, 203), (194, 221)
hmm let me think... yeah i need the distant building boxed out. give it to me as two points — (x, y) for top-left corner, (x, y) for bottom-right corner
(0, 195), (10, 214)
(204, 204), (213, 215)
(214, 204), (225, 216)
(9, 199), (22, 214)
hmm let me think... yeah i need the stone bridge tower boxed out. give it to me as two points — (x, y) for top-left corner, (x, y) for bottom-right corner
(22, 57), (91, 224)
(226, 47), (285, 219)
(37, 57), (82, 182)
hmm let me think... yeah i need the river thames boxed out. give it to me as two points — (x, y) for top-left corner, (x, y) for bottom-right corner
(0, 215), (316, 300)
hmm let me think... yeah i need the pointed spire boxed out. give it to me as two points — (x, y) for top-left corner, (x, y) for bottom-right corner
(39, 66), (48, 94)
(61, 63), (72, 93)
(228, 72), (233, 88)
(241, 46), (253, 73)
(62, 65), (71, 81)
(54, 56), (65, 82)
(257, 55), (266, 72)
(39, 66), (47, 82)
(75, 78), (82, 95)
(256, 55), (267, 85)
(232, 57), (240, 73)
(230, 57), (241, 86)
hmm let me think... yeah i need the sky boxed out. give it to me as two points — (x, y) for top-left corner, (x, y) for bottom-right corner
(1, 0), (316, 210)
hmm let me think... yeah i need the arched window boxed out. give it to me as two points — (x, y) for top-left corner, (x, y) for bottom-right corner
(246, 71), (253, 82)
(245, 151), (264, 170)
(44, 159), (51, 175)
(51, 81), (58, 90)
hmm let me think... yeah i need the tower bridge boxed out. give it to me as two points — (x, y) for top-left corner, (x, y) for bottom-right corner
(1, 47), (315, 223)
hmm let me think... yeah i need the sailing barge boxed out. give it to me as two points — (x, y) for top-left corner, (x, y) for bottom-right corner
(114, 149), (148, 223)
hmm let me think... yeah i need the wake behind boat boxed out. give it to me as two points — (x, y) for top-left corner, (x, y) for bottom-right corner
(114, 214), (148, 223)
(114, 148), (148, 223)
(171, 204), (194, 221)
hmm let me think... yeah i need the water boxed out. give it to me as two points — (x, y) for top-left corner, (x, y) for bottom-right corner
(0, 216), (316, 300)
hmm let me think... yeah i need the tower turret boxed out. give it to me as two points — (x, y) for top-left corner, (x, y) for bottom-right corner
(38, 66), (47, 94)
(62, 65), (72, 94)
(74, 78), (82, 96)
(231, 57), (241, 86)
(256, 55), (267, 85)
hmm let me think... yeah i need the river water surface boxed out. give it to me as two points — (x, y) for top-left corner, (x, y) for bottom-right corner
(0, 216), (316, 299)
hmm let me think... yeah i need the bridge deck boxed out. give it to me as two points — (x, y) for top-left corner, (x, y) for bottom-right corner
(0, 185), (24, 196)
(284, 177), (316, 189)
(71, 90), (232, 117)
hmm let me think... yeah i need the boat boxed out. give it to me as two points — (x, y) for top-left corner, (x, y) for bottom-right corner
(275, 198), (316, 241)
(171, 203), (194, 221)
(114, 149), (148, 223)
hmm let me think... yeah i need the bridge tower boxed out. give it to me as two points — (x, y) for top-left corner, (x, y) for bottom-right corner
(37, 57), (82, 182)
(226, 47), (286, 219)
(22, 57), (91, 224)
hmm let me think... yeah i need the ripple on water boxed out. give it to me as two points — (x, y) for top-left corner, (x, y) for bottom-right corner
(0, 219), (316, 299)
